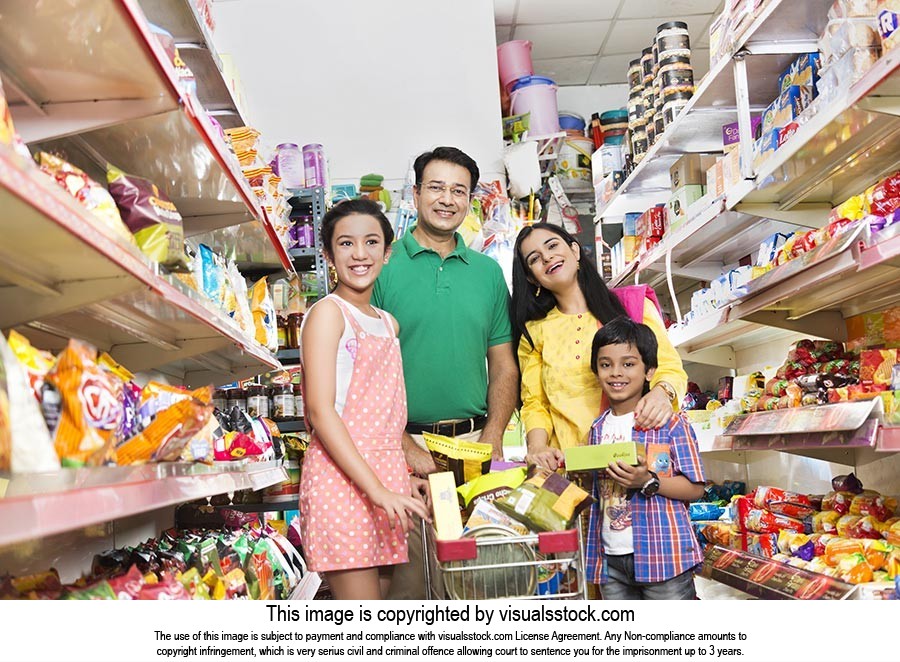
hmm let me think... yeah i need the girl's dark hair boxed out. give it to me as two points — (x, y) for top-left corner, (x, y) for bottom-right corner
(320, 198), (394, 258)
(590, 317), (659, 375)
(511, 222), (627, 349)
(413, 146), (480, 191)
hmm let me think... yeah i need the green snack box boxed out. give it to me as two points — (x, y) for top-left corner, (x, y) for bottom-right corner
(564, 442), (645, 472)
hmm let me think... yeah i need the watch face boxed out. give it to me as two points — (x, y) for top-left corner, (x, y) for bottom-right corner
(642, 478), (660, 496)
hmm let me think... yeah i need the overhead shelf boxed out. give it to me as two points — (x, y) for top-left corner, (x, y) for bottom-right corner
(1, 0), (292, 275)
(0, 460), (288, 548)
(0, 145), (281, 386)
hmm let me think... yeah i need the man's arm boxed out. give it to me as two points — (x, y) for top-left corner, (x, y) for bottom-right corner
(402, 430), (436, 476)
(482, 341), (519, 460)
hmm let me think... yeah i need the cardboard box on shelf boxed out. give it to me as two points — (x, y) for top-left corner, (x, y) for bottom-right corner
(636, 206), (666, 239)
(668, 184), (705, 220)
(722, 115), (762, 154)
(762, 85), (813, 134)
(670, 154), (718, 190)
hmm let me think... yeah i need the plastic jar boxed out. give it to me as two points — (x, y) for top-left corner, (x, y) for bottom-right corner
(659, 55), (695, 95)
(246, 384), (270, 418)
(654, 111), (666, 140)
(302, 143), (326, 188)
(640, 47), (655, 86)
(225, 388), (247, 413)
(630, 122), (649, 162)
(627, 91), (645, 124)
(656, 21), (691, 59)
(663, 91), (692, 126)
(271, 384), (296, 420)
(275, 143), (304, 188)
(628, 58), (643, 89)
(646, 119), (656, 146)
(293, 383), (305, 419)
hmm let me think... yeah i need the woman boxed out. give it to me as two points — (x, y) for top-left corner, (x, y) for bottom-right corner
(511, 222), (687, 470)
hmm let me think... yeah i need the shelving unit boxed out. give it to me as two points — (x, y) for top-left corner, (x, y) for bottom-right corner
(593, 0), (900, 601)
(287, 186), (329, 299)
(0, 0), (299, 586)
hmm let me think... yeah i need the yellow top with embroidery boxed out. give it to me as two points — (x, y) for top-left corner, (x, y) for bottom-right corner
(518, 300), (687, 451)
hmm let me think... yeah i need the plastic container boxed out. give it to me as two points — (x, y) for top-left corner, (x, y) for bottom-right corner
(246, 384), (270, 418)
(271, 384), (296, 420)
(555, 136), (593, 187)
(659, 55), (695, 95)
(558, 111), (586, 132)
(599, 109), (629, 130)
(663, 93), (692, 126)
(497, 40), (534, 92)
(640, 47), (655, 86)
(656, 21), (691, 59)
(275, 143), (304, 188)
(225, 388), (247, 413)
(302, 143), (326, 188)
(510, 76), (560, 136)
(628, 58), (643, 89)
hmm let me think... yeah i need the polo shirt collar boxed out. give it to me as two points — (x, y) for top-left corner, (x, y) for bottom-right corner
(402, 227), (470, 263)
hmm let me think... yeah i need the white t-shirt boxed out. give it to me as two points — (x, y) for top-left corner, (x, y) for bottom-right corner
(301, 295), (393, 416)
(599, 411), (635, 555)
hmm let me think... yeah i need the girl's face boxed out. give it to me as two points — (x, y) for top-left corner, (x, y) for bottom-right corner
(519, 228), (580, 292)
(328, 213), (390, 292)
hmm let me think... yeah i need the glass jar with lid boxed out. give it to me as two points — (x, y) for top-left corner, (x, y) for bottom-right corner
(293, 383), (305, 420)
(225, 388), (247, 413)
(271, 384), (296, 420)
(246, 384), (270, 418)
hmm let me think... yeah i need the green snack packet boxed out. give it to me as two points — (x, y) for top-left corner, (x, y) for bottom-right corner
(495, 468), (593, 532)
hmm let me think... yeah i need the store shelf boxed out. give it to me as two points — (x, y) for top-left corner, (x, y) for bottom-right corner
(2, 0), (293, 275)
(0, 460), (288, 548)
(0, 145), (281, 386)
(700, 545), (855, 600)
(746, 48), (900, 211)
(139, 0), (249, 130)
(274, 419), (306, 434)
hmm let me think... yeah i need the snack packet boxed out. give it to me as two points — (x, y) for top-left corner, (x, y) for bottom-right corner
(456, 467), (527, 515)
(107, 165), (189, 271)
(250, 277), (278, 351)
(423, 432), (493, 485)
(494, 467), (593, 532)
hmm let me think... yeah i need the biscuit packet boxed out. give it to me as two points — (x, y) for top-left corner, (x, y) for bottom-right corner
(423, 432), (493, 485)
(494, 467), (593, 532)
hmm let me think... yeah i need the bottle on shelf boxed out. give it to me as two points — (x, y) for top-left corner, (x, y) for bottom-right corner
(271, 384), (296, 420)
(276, 143), (304, 189)
(287, 312), (303, 349)
(246, 384), (270, 418)
(277, 314), (288, 351)
(293, 383), (304, 419)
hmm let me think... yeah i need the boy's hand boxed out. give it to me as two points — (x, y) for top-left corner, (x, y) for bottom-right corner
(634, 386), (675, 430)
(606, 457), (651, 489)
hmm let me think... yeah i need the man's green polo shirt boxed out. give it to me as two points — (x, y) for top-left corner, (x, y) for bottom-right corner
(373, 228), (512, 423)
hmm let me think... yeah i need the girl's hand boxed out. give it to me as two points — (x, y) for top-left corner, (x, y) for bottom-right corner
(371, 486), (431, 532)
(633, 385), (675, 430)
(605, 457), (651, 490)
(525, 447), (565, 471)
(410, 476), (432, 510)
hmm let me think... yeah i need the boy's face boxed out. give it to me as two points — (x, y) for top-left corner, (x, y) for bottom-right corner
(595, 342), (655, 411)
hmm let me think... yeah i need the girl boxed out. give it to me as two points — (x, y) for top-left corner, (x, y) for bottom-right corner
(299, 199), (429, 600)
(510, 223), (688, 470)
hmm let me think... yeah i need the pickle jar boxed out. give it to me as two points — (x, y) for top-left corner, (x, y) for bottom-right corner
(293, 383), (305, 419)
(225, 388), (247, 413)
(246, 384), (270, 419)
(271, 384), (296, 420)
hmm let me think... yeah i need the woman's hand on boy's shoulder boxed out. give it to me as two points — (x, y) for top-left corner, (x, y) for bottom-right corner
(633, 385), (675, 430)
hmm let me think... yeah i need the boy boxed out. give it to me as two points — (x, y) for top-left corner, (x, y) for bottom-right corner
(585, 317), (706, 599)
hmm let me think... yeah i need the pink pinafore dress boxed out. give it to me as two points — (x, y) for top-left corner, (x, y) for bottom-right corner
(298, 296), (410, 572)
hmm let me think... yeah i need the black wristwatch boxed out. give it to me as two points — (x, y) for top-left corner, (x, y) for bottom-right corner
(640, 470), (660, 497)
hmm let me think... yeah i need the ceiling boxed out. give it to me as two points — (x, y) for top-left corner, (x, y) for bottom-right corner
(494, 0), (723, 86)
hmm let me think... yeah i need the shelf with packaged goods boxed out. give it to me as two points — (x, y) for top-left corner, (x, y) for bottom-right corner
(1, 0), (293, 275)
(698, 399), (900, 467)
(700, 545), (856, 600)
(0, 460), (288, 548)
(668, 221), (900, 365)
(139, 0), (249, 130)
(592, 0), (832, 222)
(0, 144), (282, 386)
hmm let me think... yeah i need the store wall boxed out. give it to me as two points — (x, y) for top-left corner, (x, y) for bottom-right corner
(557, 84), (629, 121)
(211, 0), (504, 189)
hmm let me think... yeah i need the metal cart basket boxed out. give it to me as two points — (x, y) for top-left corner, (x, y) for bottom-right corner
(423, 520), (588, 600)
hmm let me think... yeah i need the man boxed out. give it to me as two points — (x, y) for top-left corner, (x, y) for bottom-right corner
(374, 146), (519, 599)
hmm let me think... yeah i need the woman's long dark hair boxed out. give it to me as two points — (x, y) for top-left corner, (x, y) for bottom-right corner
(511, 222), (627, 349)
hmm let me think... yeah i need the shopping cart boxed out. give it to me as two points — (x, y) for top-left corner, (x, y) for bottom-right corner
(423, 519), (588, 600)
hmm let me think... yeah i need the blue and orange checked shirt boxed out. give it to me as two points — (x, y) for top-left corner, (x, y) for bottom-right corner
(585, 411), (706, 585)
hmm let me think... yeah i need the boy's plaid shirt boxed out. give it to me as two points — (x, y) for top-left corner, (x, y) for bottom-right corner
(585, 410), (706, 585)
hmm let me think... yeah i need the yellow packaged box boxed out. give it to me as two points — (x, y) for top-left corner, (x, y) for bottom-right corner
(564, 442), (645, 472)
(429, 471), (463, 540)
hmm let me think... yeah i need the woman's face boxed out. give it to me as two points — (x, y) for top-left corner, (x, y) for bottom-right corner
(519, 228), (580, 292)
(328, 213), (389, 291)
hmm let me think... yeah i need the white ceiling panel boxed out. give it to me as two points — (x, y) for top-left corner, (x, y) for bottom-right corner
(617, 0), (723, 20)
(603, 15), (712, 56)
(514, 21), (610, 59)
(516, 0), (620, 24)
(492, 0), (518, 25)
(533, 56), (598, 86)
(587, 52), (639, 86)
(496, 24), (512, 44)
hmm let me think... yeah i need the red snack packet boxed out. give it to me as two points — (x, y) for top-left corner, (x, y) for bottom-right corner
(138, 574), (191, 600)
(106, 565), (145, 600)
(754, 486), (816, 519)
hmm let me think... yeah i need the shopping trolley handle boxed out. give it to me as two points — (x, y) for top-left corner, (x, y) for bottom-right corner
(435, 537), (478, 562)
(537, 529), (579, 554)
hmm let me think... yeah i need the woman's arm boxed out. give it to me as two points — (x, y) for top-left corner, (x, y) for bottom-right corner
(634, 299), (688, 429)
(518, 332), (563, 470)
(303, 301), (429, 529)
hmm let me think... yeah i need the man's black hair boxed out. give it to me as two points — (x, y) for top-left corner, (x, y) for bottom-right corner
(590, 316), (658, 375)
(413, 146), (480, 191)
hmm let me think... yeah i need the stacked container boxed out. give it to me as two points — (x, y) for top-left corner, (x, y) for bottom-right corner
(498, 40), (560, 136)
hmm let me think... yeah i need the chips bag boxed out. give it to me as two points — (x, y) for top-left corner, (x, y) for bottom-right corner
(250, 277), (278, 351)
(457, 467), (527, 515)
(494, 467), (593, 532)
(423, 432), (493, 485)
(107, 165), (189, 271)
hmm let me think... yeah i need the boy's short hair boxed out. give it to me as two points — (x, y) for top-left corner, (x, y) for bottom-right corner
(590, 316), (659, 374)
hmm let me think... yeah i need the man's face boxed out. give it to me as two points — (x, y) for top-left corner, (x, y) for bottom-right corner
(413, 160), (472, 237)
